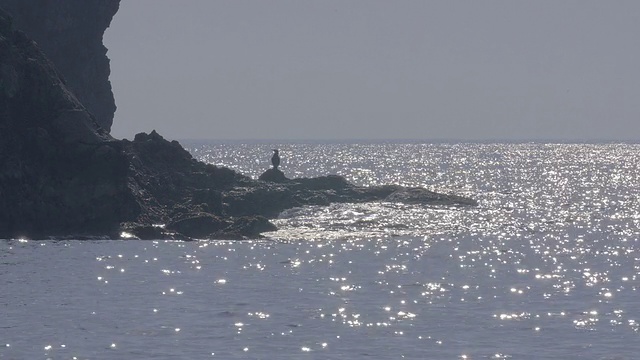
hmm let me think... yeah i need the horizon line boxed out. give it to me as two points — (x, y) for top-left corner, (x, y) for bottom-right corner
(169, 138), (640, 145)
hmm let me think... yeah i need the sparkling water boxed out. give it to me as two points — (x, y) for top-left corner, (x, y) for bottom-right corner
(1, 143), (639, 359)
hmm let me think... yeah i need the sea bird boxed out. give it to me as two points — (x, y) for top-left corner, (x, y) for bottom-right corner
(271, 149), (280, 170)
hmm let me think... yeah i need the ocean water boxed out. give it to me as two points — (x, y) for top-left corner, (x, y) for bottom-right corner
(2, 142), (640, 359)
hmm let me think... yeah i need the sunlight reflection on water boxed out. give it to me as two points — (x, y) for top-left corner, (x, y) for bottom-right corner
(2, 143), (640, 359)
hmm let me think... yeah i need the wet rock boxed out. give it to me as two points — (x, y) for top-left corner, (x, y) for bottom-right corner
(210, 216), (278, 240)
(166, 214), (230, 239)
(121, 223), (187, 241)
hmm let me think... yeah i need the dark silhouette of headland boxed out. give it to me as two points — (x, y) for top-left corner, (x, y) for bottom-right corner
(0, 1), (477, 240)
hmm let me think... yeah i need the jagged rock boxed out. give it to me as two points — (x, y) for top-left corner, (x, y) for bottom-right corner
(122, 130), (250, 225)
(191, 188), (224, 214)
(223, 185), (295, 218)
(0, 0), (120, 132)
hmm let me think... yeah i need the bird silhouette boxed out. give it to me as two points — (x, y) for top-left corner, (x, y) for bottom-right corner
(271, 149), (280, 170)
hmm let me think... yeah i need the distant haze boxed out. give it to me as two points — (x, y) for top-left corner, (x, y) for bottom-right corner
(104, 1), (640, 141)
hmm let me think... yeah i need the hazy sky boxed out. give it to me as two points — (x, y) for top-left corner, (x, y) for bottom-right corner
(104, 1), (640, 141)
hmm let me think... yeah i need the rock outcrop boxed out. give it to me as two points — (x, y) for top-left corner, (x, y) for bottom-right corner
(0, 5), (477, 241)
(258, 168), (288, 183)
(0, 0), (119, 132)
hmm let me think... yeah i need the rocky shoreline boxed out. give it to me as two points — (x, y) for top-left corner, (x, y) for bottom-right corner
(118, 130), (477, 240)
(0, 3), (476, 241)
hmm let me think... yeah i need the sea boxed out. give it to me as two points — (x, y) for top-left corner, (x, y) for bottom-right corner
(1, 142), (640, 359)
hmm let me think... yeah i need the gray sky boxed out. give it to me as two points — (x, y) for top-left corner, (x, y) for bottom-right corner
(104, 0), (640, 141)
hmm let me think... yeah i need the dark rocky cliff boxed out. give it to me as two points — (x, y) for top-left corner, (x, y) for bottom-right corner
(0, 4), (476, 240)
(0, 0), (119, 132)
(0, 7), (137, 237)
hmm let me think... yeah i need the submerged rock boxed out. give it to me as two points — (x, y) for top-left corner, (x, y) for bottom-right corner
(386, 187), (478, 206)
